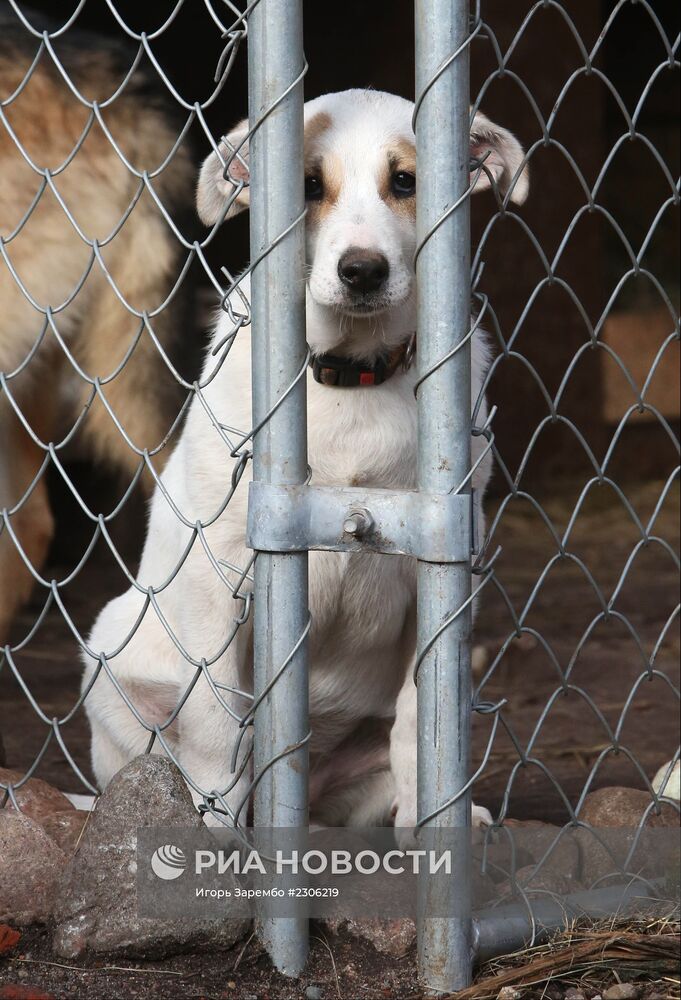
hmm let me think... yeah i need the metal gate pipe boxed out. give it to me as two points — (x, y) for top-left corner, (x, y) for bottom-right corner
(248, 0), (309, 978)
(473, 881), (673, 965)
(414, 0), (474, 992)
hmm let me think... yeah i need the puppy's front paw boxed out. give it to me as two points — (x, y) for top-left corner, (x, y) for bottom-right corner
(392, 798), (493, 847)
(472, 803), (493, 828)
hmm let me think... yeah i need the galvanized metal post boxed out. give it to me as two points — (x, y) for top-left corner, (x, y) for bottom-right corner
(248, 0), (309, 978)
(415, 0), (473, 992)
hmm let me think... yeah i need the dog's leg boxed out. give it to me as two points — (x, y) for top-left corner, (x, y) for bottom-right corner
(310, 769), (396, 828)
(83, 587), (186, 788)
(173, 676), (254, 827)
(308, 717), (396, 827)
(390, 663), (492, 848)
(176, 745), (252, 829)
(86, 671), (180, 789)
(389, 666), (418, 841)
(87, 611), (255, 822)
(343, 769), (396, 827)
(90, 717), (148, 789)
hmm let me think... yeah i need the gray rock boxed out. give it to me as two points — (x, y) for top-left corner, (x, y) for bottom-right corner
(577, 786), (679, 886)
(41, 809), (89, 854)
(580, 787), (679, 828)
(564, 989), (587, 1000)
(0, 809), (67, 925)
(514, 863), (583, 896)
(602, 985), (641, 1000)
(0, 767), (75, 823)
(324, 915), (416, 956)
(305, 987), (324, 1000)
(52, 754), (249, 959)
(474, 826), (534, 884)
(502, 819), (581, 879)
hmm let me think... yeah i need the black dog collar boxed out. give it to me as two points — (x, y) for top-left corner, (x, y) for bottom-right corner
(310, 337), (415, 388)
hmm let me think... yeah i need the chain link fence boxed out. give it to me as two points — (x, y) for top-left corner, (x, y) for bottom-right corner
(0, 0), (259, 818)
(463, 0), (680, 984)
(0, 0), (679, 993)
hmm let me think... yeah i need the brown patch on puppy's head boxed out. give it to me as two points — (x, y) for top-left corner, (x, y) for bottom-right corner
(381, 138), (417, 221)
(304, 111), (333, 147)
(304, 111), (343, 225)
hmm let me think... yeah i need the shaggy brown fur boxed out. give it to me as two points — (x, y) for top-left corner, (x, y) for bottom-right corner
(0, 16), (194, 642)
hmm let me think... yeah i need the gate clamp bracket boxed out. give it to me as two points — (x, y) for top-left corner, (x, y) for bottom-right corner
(247, 482), (478, 563)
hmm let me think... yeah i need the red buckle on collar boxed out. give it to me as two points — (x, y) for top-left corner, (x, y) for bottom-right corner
(359, 371), (375, 385)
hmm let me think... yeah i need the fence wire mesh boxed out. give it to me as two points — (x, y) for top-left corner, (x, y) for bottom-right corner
(466, 0), (680, 924)
(0, 0), (679, 987)
(0, 0), (268, 827)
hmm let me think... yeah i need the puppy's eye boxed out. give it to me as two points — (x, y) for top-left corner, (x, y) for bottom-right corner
(305, 176), (324, 201)
(391, 171), (416, 197)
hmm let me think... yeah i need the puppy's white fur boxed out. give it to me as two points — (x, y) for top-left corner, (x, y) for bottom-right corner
(83, 90), (528, 835)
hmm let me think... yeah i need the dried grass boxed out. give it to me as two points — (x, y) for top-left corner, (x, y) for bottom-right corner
(457, 916), (681, 999)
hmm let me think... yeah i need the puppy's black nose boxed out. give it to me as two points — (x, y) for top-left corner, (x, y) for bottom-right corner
(338, 249), (390, 294)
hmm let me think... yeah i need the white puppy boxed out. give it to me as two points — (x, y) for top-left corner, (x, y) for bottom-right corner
(82, 90), (528, 834)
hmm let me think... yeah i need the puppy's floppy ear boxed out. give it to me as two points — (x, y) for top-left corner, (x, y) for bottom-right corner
(470, 110), (529, 205)
(196, 118), (250, 225)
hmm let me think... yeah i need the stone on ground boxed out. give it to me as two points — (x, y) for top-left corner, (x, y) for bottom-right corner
(41, 809), (90, 853)
(0, 767), (74, 823)
(577, 786), (679, 886)
(52, 754), (249, 959)
(0, 811), (67, 925)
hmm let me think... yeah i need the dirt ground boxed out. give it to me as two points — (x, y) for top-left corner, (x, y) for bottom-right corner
(0, 919), (678, 999)
(472, 475), (680, 822)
